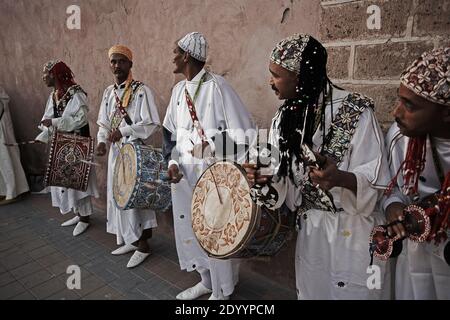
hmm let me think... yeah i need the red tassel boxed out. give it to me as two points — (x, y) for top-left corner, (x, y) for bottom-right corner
(385, 137), (427, 196)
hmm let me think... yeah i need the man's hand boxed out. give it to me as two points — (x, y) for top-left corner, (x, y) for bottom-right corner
(309, 154), (357, 194)
(309, 155), (340, 191)
(242, 163), (272, 187)
(96, 142), (107, 156)
(167, 164), (183, 184)
(41, 119), (52, 127)
(191, 141), (213, 159)
(386, 202), (407, 239)
(108, 129), (122, 143)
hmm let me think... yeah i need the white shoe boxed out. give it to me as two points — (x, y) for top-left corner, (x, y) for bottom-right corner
(208, 293), (230, 300)
(61, 216), (80, 227)
(126, 251), (150, 268)
(73, 221), (89, 236)
(111, 244), (138, 255)
(176, 282), (212, 300)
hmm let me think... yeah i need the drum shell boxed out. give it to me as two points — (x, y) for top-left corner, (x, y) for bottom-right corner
(113, 142), (171, 212)
(192, 160), (294, 259)
(44, 131), (93, 192)
(224, 205), (295, 259)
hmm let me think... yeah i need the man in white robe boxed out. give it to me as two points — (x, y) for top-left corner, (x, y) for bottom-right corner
(244, 34), (392, 299)
(163, 32), (255, 300)
(36, 61), (99, 236)
(383, 47), (450, 300)
(0, 86), (29, 205)
(96, 45), (161, 268)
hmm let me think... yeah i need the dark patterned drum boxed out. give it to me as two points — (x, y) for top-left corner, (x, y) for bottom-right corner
(191, 161), (294, 259)
(369, 194), (439, 261)
(44, 131), (94, 191)
(113, 141), (171, 212)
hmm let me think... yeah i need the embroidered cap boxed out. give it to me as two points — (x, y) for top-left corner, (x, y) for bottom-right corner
(178, 32), (208, 62)
(401, 47), (450, 107)
(43, 60), (61, 72)
(270, 34), (311, 75)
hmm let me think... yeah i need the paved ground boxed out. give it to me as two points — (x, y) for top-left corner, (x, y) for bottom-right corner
(0, 193), (296, 300)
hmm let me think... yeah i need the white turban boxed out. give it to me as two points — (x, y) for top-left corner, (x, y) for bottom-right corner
(177, 32), (208, 62)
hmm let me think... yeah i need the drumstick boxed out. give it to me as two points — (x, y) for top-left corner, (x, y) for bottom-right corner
(80, 159), (101, 167)
(210, 166), (223, 205)
(192, 138), (223, 204)
(4, 140), (40, 146)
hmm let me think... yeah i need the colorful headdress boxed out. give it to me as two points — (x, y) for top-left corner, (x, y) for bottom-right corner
(400, 47), (450, 107)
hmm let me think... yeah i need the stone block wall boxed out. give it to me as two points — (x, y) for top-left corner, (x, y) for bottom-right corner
(320, 0), (449, 131)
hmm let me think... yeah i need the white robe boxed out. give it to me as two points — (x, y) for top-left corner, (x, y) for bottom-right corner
(0, 87), (29, 200)
(97, 81), (161, 245)
(163, 69), (255, 296)
(383, 123), (450, 300)
(264, 89), (392, 300)
(36, 90), (99, 215)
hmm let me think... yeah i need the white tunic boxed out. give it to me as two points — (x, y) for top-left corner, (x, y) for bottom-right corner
(163, 69), (255, 296)
(97, 81), (161, 245)
(265, 89), (392, 299)
(383, 122), (450, 300)
(36, 90), (99, 214)
(0, 87), (29, 200)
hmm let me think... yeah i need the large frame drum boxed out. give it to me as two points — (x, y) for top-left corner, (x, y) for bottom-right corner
(113, 141), (171, 212)
(44, 131), (93, 191)
(191, 160), (294, 259)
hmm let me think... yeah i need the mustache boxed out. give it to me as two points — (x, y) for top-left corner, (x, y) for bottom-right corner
(395, 118), (405, 127)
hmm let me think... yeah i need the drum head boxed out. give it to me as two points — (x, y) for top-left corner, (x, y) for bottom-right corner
(113, 143), (137, 209)
(192, 161), (257, 258)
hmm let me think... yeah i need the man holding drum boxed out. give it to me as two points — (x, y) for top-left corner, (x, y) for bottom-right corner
(163, 32), (255, 300)
(96, 45), (161, 268)
(244, 34), (392, 299)
(37, 60), (99, 236)
(383, 47), (450, 299)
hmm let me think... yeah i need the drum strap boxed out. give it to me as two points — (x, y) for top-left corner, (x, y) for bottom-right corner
(321, 92), (374, 163)
(184, 72), (208, 142)
(113, 88), (133, 127)
(297, 93), (373, 221)
(52, 85), (86, 118)
(111, 80), (144, 129)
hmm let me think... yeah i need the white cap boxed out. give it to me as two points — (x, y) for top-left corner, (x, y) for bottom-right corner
(177, 32), (208, 62)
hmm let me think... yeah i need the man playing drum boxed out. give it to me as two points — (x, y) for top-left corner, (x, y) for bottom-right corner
(383, 47), (450, 299)
(36, 61), (99, 236)
(163, 32), (255, 300)
(244, 34), (392, 299)
(96, 45), (161, 268)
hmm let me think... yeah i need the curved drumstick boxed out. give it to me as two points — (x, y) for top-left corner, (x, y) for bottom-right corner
(4, 140), (40, 146)
(210, 165), (223, 205)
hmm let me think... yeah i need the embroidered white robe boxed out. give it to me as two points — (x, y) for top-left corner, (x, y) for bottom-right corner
(383, 122), (450, 300)
(0, 87), (29, 200)
(36, 90), (98, 215)
(97, 82), (161, 245)
(262, 89), (392, 300)
(163, 69), (255, 296)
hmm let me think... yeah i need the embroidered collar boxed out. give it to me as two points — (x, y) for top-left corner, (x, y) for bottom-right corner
(114, 81), (127, 90)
